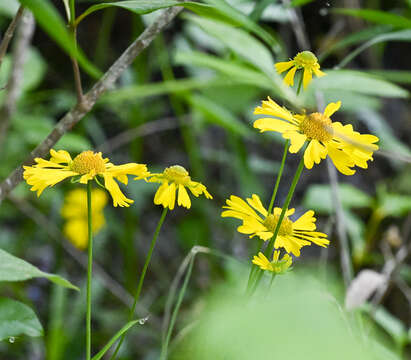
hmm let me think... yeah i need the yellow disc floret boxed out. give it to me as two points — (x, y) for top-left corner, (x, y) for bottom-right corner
(71, 151), (106, 175)
(294, 51), (318, 68)
(300, 112), (333, 142)
(263, 214), (293, 236)
(163, 165), (191, 185)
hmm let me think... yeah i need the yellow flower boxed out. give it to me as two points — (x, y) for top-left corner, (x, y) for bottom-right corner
(275, 51), (326, 89)
(221, 194), (329, 256)
(252, 251), (292, 274)
(23, 149), (149, 207)
(149, 165), (212, 210)
(253, 98), (379, 175)
(61, 188), (107, 250)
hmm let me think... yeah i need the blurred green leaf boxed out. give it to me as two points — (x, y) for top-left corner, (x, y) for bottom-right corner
(0, 297), (43, 341)
(0, 0), (19, 17)
(0, 249), (79, 290)
(303, 183), (372, 214)
(303, 70), (409, 100)
(75, 0), (213, 25)
(18, 0), (102, 79)
(202, 0), (279, 49)
(187, 94), (252, 137)
(337, 29), (411, 68)
(377, 185), (411, 217)
(334, 8), (411, 29)
(91, 319), (140, 360)
(290, 0), (315, 6)
(366, 70), (411, 84)
(369, 305), (408, 347)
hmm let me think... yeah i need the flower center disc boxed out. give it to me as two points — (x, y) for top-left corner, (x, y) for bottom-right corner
(294, 50), (318, 68)
(263, 214), (293, 236)
(71, 151), (106, 175)
(164, 165), (190, 184)
(300, 112), (333, 142)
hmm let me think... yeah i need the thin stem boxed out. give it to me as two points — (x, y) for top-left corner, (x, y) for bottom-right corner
(110, 207), (169, 360)
(267, 140), (289, 214)
(86, 181), (93, 360)
(160, 253), (195, 360)
(264, 152), (305, 258)
(0, 5), (25, 72)
(296, 71), (304, 96)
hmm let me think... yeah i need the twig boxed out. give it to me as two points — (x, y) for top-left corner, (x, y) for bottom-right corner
(281, 0), (310, 50)
(0, 5), (25, 72)
(0, 10), (35, 148)
(97, 116), (187, 154)
(70, 26), (84, 105)
(0, 6), (184, 204)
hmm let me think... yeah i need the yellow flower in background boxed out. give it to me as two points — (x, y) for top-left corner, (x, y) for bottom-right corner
(23, 149), (150, 207)
(221, 194), (329, 256)
(254, 98), (379, 175)
(252, 251), (292, 274)
(149, 165), (212, 210)
(61, 188), (107, 250)
(275, 51), (326, 89)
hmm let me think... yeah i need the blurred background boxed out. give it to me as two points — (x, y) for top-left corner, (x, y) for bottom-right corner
(1, 0), (411, 358)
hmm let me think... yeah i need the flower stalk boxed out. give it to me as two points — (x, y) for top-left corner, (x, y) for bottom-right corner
(110, 207), (169, 360)
(86, 181), (93, 360)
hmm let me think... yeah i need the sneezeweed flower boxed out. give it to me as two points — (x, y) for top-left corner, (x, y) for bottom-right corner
(221, 194), (329, 256)
(252, 251), (292, 274)
(275, 51), (326, 89)
(149, 165), (212, 210)
(23, 149), (149, 207)
(61, 188), (107, 250)
(254, 98), (379, 175)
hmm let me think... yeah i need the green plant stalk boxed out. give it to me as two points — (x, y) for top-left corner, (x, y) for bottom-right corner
(86, 181), (93, 360)
(110, 207), (169, 360)
(160, 254), (195, 360)
(268, 139), (290, 214)
(250, 153), (305, 295)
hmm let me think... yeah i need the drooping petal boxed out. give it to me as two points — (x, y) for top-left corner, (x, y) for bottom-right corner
(177, 184), (191, 209)
(103, 173), (134, 207)
(275, 60), (295, 74)
(302, 68), (312, 89)
(284, 66), (298, 86)
(50, 149), (72, 164)
(283, 131), (307, 153)
(326, 142), (355, 176)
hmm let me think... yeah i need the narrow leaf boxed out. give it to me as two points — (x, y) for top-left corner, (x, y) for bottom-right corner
(18, 0), (102, 78)
(0, 297), (43, 340)
(0, 249), (79, 290)
(91, 320), (141, 360)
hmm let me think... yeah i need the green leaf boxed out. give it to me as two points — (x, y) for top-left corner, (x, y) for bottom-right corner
(0, 297), (43, 340)
(91, 320), (141, 360)
(0, 0), (19, 17)
(75, 0), (212, 25)
(290, 0), (315, 6)
(303, 70), (409, 100)
(337, 29), (411, 68)
(186, 94), (252, 137)
(201, 0), (279, 49)
(377, 185), (411, 218)
(0, 249), (79, 290)
(366, 70), (411, 84)
(334, 8), (411, 29)
(303, 183), (372, 214)
(18, 0), (101, 79)
(174, 51), (273, 90)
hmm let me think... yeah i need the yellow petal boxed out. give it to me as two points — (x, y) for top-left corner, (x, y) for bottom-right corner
(283, 66), (297, 86)
(283, 131), (307, 153)
(303, 68), (312, 89)
(275, 60), (295, 74)
(253, 118), (298, 134)
(50, 149), (72, 164)
(177, 184), (191, 209)
(323, 101), (341, 118)
(254, 97), (295, 122)
(246, 194), (267, 217)
(103, 174), (133, 207)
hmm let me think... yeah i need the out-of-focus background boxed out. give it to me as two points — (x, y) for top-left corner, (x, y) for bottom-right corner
(1, 0), (411, 358)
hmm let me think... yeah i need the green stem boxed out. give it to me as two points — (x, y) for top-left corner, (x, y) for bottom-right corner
(110, 207), (168, 360)
(86, 181), (93, 360)
(296, 71), (304, 95)
(160, 254), (195, 360)
(267, 140), (289, 214)
(264, 152), (305, 258)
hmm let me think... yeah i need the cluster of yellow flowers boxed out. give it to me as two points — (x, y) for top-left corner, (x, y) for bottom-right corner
(23, 51), (379, 278)
(222, 51), (379, 275)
